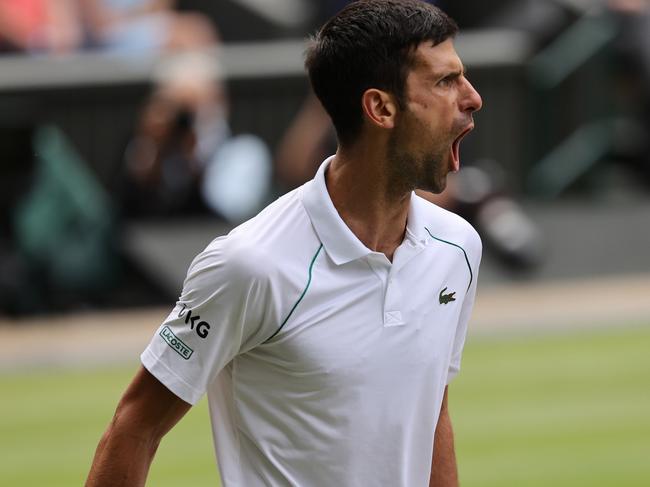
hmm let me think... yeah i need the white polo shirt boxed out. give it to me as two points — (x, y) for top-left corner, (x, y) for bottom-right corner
(142, 156), (481, 487)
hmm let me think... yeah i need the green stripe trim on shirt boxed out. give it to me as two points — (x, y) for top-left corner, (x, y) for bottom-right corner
(265, 243), (323, 342)
(424, 226), (473, 292)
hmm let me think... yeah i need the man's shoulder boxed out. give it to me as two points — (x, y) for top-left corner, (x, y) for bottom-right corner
(191, 187), (318, 284)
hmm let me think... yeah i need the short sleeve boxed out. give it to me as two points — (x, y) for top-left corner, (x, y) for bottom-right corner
(446, 231), (482, 384)
(141, 236), (279, 404)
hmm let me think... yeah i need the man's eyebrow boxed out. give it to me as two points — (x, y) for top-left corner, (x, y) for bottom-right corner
(431, 63), (467, 80)
(449, 64), (467, 77)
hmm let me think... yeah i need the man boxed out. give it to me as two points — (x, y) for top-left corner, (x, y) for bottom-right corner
(85, 1), (482, 485)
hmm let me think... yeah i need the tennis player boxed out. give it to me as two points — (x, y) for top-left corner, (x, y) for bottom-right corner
(86, 1), (482, 485)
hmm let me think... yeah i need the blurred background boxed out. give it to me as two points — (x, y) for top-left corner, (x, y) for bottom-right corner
(0, 0), (649, 486)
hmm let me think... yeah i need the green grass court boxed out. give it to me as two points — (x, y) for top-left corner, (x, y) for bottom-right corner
(2, 323), (649, 486)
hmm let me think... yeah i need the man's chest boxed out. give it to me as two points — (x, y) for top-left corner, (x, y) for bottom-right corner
(242, 252), (468, 386)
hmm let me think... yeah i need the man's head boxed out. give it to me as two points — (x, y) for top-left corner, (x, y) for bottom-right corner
(305, 0), (458, 147)
(305, 0), (482, 193)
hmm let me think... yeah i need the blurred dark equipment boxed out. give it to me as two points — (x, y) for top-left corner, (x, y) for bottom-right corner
(0, 126), (38, 314)
(526, 3), (650, 197)
(453, 160), (544, 270)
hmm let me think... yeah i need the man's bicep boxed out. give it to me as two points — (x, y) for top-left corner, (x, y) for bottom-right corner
(115, 365), (192, 441)
(85, 367), (191, 486)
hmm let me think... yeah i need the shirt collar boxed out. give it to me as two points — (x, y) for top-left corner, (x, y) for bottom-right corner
(301, 156), (429, 265)
(301, 156), (371, 265)
(405, 192), (431, 245)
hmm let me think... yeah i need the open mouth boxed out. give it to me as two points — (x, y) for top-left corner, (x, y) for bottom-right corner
(450, 124), (474, 173)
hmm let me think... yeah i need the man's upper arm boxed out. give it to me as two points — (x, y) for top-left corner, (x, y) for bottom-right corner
(114, 365), (192, 442)
(85, 367), (191, 487)
(430, 385), (459, 487)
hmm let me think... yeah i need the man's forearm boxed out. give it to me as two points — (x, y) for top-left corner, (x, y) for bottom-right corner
(85, 422), (158, 487)
(430, 389), (459, 487)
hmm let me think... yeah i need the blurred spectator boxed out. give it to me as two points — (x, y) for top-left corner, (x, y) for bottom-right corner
(119, 52), (224, 217)
(89, 1), (273, 221)
(0, 0), (82, 54)
(77, 0), (216, 54)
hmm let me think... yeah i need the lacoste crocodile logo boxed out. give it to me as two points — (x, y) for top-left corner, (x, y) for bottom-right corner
(439, 287), (456, 305)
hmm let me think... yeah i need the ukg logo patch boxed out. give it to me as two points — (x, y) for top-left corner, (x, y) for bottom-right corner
(178, 304), (211, 339)
(160, 326), (193, 360)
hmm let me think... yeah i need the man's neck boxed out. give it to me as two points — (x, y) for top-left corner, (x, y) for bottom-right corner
(325, 146), (411, 262)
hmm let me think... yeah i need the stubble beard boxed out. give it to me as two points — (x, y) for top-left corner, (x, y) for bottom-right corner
(387, 127), (449, 196)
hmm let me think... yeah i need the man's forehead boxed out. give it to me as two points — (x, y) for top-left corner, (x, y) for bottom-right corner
(412, 39), (463, 74)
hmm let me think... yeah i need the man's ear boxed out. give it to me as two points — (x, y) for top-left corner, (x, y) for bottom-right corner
(361, 88), (398, 129)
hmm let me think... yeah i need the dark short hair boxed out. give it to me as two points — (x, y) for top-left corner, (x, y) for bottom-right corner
(305, 0), (458, 146)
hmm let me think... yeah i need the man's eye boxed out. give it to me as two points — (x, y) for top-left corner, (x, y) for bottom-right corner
(438, 77), (452, 86)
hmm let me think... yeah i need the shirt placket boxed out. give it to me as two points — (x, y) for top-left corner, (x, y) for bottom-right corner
(381, 235), (426, 327)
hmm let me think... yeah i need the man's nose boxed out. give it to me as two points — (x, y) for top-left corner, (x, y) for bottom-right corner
(460, 78), (482, 113)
